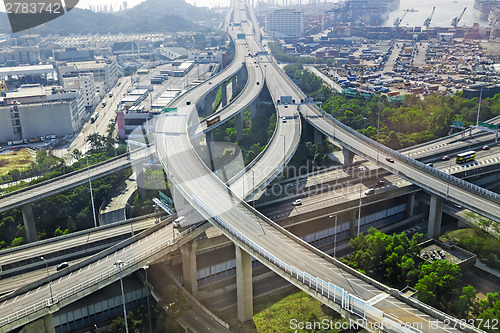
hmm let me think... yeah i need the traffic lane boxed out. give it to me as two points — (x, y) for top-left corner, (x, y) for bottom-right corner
(229, 104), (301, 199)
(300, 107), (500, 221)
(0, 225), (173, 320)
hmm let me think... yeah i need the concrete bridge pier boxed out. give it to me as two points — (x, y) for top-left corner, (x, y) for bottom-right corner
(407, 193), (416, 218)
(221, 80), (228, 107)
(314, 128), (324, 144)
(232, 75), (238, 97)
(349, 209), (357, 237)
(207, 90), (217, 115)
(206, 132), (216, 171)
(236, 245), (253, 322)
(236, 112), (244, 141)
(134, 163), (146, 198)
(427, 194), (443, 239)
(250, 97), (258, 118)
(180, 240), (198, 296)
(19, 314), (55, 333)
(342, 148), (355, 166)
(22, 203), (37, 243)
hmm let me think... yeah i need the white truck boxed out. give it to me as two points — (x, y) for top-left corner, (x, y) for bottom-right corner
(172, 216), (199, 228)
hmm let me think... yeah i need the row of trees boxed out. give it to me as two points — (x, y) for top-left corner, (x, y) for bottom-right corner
(268, 41), (324, 65)
(285, 64), (500, 150)
(344, 228), (499, 330)
(109, 285), (190, 333)
(0, 121), (129, 249)
(212, 105), (276, 166)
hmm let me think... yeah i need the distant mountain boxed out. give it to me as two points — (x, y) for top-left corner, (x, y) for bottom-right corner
(0, 0), (218, 35)
(118, 0), (219, 22)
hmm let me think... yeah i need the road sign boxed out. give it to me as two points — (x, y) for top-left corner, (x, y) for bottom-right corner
(159, 191), (173, 208)
(163, 107), (177, 113)
(478, 122), (498, 131)
(452, 121), (465, 127)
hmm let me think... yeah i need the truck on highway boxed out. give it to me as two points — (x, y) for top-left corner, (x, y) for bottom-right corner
(90, 112), (99, 123)
(173, 216), (200, 228)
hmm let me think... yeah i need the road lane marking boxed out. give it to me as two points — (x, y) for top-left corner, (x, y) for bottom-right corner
(366, 292), (390, 305)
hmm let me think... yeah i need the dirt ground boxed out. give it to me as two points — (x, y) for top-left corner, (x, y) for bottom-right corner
(0, 148), (36, 176)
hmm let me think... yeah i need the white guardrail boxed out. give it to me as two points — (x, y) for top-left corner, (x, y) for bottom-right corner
(191, 194), (422, 333)
(0, 224), (200, 329)
(316, 107), (500, 205)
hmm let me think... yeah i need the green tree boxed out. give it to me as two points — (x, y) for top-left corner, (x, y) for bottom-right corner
(415, 260), (461, 310)
(71, 148), (83, 161)
(86, 133), (106, 152)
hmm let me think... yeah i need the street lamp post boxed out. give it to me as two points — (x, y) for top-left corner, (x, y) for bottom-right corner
(280, 134), (286, 177)
(40, 257), (54, 302)
(115, 260), (129, 333)
(357, 173), (363, 237)
(86, 156), (98, 228)
(142, 265), (152, 333)
(329, 214), (338, 258)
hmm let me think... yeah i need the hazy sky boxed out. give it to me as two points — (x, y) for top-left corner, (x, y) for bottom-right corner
(77, 0), (231, 10)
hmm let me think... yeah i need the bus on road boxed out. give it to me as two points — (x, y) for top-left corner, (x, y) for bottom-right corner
(456, 151), (475, 164)
(206, 116), (220, 127)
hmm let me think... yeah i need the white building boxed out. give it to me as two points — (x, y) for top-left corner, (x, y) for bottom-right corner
(62, 74), (96, 109)
(57, 57), (118, 91)
(266, 9), (304, 38)
(0, 85), (85, 142)
(188, 51), (223, 64)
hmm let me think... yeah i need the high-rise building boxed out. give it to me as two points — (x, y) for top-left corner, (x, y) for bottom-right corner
(266, 9), (304, 38)
(57, 57), (118, 91)
(62, 73), (97, 109)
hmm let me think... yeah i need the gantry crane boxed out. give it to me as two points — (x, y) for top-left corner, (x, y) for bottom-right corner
(0, 80), (8, 97)
(424, 7), (435, 28)
(451, 7), (467, 28)
(394, 9), (409, 27)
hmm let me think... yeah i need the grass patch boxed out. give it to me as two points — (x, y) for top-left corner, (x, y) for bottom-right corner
(0, 149), (36, 176)
(439, 228), (475, 242)
(253, 291), (345, 332)
(441, 227), (500, 269)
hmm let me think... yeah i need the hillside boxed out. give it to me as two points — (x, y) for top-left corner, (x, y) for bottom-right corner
(0, 0), (219, 35)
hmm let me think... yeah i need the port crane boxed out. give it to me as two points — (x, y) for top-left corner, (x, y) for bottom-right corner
(0, 80), (8, 97)
(393, 9), (409, 27)
(451, 7), (467, 28)
(423, 7), (435, 27)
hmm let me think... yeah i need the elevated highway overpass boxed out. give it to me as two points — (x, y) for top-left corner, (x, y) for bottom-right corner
(0, 1), (495, 331)
(154, 1), (479, 330)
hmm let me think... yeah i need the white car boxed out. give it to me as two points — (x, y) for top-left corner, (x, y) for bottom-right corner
(293, 199), (302, 206)
(364, 189), (375, 195)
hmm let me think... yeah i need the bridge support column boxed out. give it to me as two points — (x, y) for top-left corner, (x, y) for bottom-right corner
(180, 240), (198, 296)
(236, 112), (244, 141)
(207, 91), (216, 115)
(342, 148), (355, 166)
(314, 128), (324, 144)
(236, 245), (253, 322)
(134, 164), (146, 199)
(19, 314), (55, 333)
(221, 81), (228, 107)
(349, 209), (357, 237)
(427, 195), (443, 239)
(21, 203), (37, 243)
(250, 97), (258, 117)
(232, 75), (238, 97)
(206, 132), (216, 171)
(407, 193), (416, 218)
